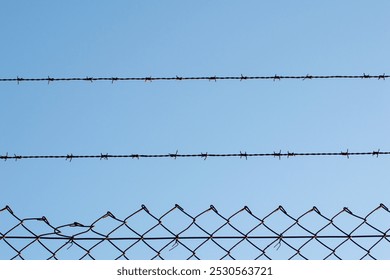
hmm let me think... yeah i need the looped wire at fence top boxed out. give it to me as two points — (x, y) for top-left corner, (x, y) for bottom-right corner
(1, 204), (390, 260)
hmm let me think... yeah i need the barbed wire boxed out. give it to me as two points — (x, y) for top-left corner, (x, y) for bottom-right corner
(0, 149), (387, 162)
(1, 204), (389, 260)
(0, 73), (388, 84)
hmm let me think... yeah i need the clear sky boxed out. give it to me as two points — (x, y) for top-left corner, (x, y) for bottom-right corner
(0, 1), (390, 259)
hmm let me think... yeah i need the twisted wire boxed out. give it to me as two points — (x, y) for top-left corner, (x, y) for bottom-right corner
(0, 73), (388, 84)
(0, 149), (387, 161)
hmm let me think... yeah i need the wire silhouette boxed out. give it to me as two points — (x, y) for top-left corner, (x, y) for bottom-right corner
(0, 73), (388, 84)
(1, 204), (389, 260)
(0, 149), (387, 161)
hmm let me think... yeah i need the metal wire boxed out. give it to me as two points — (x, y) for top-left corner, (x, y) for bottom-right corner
(0, 73), (388, 84)
(0, 149), (387, 162)
(1, 204), (389, 260)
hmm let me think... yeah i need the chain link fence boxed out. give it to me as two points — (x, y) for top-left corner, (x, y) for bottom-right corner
(1, 204), (389, 260)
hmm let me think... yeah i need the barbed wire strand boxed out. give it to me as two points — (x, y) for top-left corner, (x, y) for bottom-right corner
(1, 204), (389, 260)
(0, 73), (388, 84)
(0, 149), (387, 161)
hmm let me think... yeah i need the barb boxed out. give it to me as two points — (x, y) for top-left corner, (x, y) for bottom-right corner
(1, 204), (389, 260)
(0, 73), (388, 83)
(100, 153), (109, 160)
(169, 150), (179, 160)
(341, 149), (350, 159)
(303, 74), (313, 81)
(273, 150), (282, 160)
(240, 151), (248, 160)
(1, 149), (389, 161)
(66, 154), (73, 162)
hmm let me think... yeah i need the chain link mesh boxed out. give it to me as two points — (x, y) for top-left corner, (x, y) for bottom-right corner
(1, 204), (389, 260)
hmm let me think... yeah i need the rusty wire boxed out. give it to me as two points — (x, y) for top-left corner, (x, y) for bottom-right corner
(1, 204), (389, 260)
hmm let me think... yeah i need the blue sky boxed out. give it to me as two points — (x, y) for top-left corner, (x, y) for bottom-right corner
(0, 1), (390, 259)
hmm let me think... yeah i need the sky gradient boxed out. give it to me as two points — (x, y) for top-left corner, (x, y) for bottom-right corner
(0, 1), (389, 259)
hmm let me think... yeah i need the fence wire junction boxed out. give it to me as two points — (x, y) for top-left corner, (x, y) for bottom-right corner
(1, 204), (390, 260)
